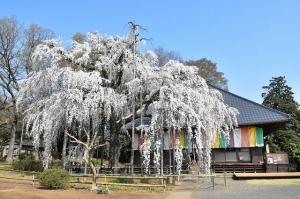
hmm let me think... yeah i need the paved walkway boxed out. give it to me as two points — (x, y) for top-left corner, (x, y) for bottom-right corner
(165, 177), (300, 199)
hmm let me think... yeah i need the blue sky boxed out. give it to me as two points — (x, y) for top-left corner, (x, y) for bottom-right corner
(1, 0), (300, 103)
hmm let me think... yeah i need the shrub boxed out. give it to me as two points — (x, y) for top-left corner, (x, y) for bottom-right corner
(19, 152), (34, 161)
(39, 169), (70, 189)
(90, 158), (100, 166)
(0, 156), (5, 162)
(51, 160), (62, 168)
(12, 159), (43, 172)
(114, 177), (133, 184)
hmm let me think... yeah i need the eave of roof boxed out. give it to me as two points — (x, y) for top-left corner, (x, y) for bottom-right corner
(209, 84), (291, 126)
(126, 84), (291, 128)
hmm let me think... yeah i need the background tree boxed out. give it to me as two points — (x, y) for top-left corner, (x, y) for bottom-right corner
(185, 58), (228, 90)
(21, 24), (54, 73)
(0, 17), (54, 162)
(262, 76), (300, 171)
(0, 17), (23, 162)
(154, 47), (182, 67)
(0, 97), (13, 147)
(72, 32), (85, 44)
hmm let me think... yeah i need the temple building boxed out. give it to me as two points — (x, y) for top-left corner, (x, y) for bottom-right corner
(210, 86), (290, 172)
(129, 86), (291, 173)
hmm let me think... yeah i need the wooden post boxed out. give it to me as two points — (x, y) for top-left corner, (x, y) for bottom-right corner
(172, 129), (176, 174)
(224, 149), (227, 187)
(100, 122), (105, 171)
(168, 129), (172, 174)
(212, 175), (215, 190)
(160, 128), (164, 176)
(32, 175), (35, 187)
(130, 120), (135, 175)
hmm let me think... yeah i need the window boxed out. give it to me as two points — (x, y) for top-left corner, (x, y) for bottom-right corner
(212, 149), (238, 162)
(238, 148), (251, 162)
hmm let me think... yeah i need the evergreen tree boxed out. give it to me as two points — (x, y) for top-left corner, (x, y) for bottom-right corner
(262, 76), (299, 118)
(262, 76), (300, 171)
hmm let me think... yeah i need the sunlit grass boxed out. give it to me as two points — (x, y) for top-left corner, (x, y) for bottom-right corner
(247, 178), (300, 186)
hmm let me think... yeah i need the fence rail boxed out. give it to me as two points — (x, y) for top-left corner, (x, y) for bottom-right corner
(0, 167), (219, 191)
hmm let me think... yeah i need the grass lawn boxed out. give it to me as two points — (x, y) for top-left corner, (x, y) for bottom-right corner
(246, 178), (300, 186)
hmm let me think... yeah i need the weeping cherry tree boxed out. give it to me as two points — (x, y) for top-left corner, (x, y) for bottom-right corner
(17, 29), (238, 184)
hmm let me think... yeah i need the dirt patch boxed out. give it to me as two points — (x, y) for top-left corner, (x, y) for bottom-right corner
(0, 181), (167, 199)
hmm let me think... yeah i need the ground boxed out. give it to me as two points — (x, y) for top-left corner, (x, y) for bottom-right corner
(0, 181), (167, 199)
(0, 168), (300, 199)
(166, 176), (300, 199)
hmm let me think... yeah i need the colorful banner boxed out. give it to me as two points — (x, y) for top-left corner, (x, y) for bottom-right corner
(213, 133), (220, 148)
(160, 129), (190, 150)
(229, 131), (235, 148)
(184, 131), (189, 148)
(241, 127), (250, 147)
(220, 133), (227, 148)
(213, 127), (264, 148)
(256, 127), (264, 147)
(249, 127), (256, 147)
(180, 129), (185, 149)
(233, 128), (242, 147)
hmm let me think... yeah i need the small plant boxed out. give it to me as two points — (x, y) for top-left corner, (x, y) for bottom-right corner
(0, 156), (6, 162)
(19, 152), (34, 161)
(90, 158), (100, 166)
(51, 159), (62, 168)
(39, 168), (70, 189)
(114, 177), (133, 184)
(12, 159), (43, 172)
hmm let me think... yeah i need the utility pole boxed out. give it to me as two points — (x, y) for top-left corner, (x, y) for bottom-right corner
(129, 22), (138, 175)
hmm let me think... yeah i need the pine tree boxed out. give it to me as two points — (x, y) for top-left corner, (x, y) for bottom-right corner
(262, 76), (299, 118)
(262, 76), (300, 171)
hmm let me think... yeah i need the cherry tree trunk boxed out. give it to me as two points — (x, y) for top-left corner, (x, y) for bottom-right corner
(108, 112), (121, 169)
(109, 131), (121, 168)
(89, 162), (98, 190)
(61, 129), (68, 169)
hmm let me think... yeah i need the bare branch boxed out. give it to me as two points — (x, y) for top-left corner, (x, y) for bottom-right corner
(66, 131), (89, 149)
(94, 143), (107, 149)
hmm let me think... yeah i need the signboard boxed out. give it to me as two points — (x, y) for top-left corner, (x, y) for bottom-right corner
(266, 153), (289, 165)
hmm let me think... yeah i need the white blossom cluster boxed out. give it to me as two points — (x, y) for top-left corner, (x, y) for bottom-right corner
(17, 32), (238, 173)
(139, 135), (151, 174)
(174, 139), (183, 175)
(153, 139), (161, 175)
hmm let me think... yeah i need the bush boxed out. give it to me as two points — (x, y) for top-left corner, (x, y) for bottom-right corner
(51, 160), (62, 168)
(114, 177), (133, 184)
(90, 158), (100, 166)
(19, 152), (34, 161)
(12, 159), (43, 172)
(39, 169), (70, 189)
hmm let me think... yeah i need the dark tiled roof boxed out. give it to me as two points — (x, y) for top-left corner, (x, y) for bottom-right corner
(126, 86), (291, 128)
(210, 85), (291, 126)
(126, 117), (152, 128)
